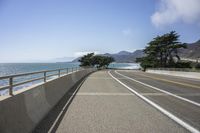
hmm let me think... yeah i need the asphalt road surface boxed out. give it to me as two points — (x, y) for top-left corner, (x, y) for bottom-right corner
(110, 70), (200, 132)
(40, 70), (200, 133)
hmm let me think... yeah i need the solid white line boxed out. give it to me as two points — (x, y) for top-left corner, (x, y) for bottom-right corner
(141, 93), (168, 96)
(115, 70), (200, 107)
(108, 71), (200, 133)
(88, 77), (128, 79)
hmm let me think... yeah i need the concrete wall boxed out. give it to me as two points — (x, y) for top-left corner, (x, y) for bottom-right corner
(0, 69), (95, 133)
(146, 69), (200, 79)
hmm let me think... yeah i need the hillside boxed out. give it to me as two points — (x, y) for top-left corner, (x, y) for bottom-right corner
(72, 50), (144, 63)
(178, 40), (200, 59)
(72, 39), (200, 63)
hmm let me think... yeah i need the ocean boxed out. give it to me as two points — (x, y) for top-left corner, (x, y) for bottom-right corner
(0, 62), (140, 95)
(109, 63), (140, 69)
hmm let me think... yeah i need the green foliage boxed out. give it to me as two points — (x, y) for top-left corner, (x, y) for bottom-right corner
(195, 64), (200, 69)
(91, 55), (114, 68)
(79, 53), (94, 67)
(79, 53), (115, 68)
(186, 62), (200, 69)
(174, 61), (192, 68)
(137, 31), (187, 69)
(136, 56), (157, 70)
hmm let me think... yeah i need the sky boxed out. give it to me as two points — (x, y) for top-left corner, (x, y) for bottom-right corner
(0, 0), (200, 63)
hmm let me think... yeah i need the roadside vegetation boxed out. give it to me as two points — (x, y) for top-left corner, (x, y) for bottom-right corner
(79, 53), (115, 69)
(136, 31), (200, 71)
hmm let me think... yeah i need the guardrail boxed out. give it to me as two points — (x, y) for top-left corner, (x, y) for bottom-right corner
(149, 68), (200, 72)
(0, 67), (82, 96)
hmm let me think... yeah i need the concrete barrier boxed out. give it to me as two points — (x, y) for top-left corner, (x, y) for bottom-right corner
(0, 69), (95, 133)
(146, 69), (200, 79)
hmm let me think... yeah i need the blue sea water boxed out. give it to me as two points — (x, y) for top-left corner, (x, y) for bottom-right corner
(0, 62), (140, 77)
(0, 63), (80, 77)
(0, 62), (80, 95)
(0, 62), (140, 95)
(109, 63), (140, 69)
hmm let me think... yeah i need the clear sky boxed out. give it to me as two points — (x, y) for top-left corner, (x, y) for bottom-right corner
(0, 0), (200, 62)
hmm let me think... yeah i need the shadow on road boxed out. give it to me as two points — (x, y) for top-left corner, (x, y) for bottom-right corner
(33, 76), (87, 133)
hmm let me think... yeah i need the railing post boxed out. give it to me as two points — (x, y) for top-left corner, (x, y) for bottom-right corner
(67, 68), (68, 74)
(44, 72), (47, 82)
(72, 67), (73, 72)
(9, 77), (13, 95)
(58, 69), (61, 77)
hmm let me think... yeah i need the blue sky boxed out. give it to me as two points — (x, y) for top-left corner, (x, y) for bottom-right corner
(0, 0), (200, 62)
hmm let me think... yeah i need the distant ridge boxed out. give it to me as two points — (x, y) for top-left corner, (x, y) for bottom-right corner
(178, 40), (200, 59)
(72, 50), (144, 63)
(72, 39), (200, 63)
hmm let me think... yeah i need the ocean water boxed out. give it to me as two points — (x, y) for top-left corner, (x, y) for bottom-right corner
(0, 63), (80, 77)
(109, 63), (140, 69)
(0, 63), (80, 95)
(0, 62), (139, 95)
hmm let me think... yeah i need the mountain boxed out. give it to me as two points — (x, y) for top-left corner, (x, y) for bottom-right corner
(104, 50), (144, 63)
(178, 40), (200, 59)
(117, 51), (132, 55)
(72, 39), (200, 63)
(71, 57), (81, 63)
(72, 50), (144, 63)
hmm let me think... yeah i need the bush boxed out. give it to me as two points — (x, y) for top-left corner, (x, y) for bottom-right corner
(174, 61), (192, 68)
(195, 63), (200, 69)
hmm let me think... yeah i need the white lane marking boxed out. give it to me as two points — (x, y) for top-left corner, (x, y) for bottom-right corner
(72, 92), (200, 96)
(88, 77), (113, 79)
(115, 70), (200, 107)
(48, 79), (84, 133)
(141, 93), (200, 96)
(141, 93), (168, 96)
(70, 92), (134, 96)
(69, 92), (170, 96)
(178, 93), (200, 96)
(88, 77), (129, 79)
(108, 71), (200, 133)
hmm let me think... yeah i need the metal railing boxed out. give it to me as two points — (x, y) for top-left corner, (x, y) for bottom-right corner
(0, 67), (82, 96)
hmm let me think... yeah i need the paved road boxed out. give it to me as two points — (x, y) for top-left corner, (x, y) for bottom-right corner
(110, 70), (200, 132)
(45, 70), (200, 133)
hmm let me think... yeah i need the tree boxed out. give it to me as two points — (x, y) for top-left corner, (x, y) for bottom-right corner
(136, 56), (157, 70)
(79, 53), (115, 68)
(79, 53), (94, 67)
(94, 56), (114, 68)
(137, 31), (187, 69)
